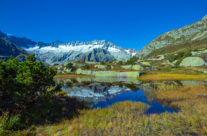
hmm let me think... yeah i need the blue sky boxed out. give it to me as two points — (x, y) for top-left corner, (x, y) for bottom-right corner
(0, 0), (207, 50)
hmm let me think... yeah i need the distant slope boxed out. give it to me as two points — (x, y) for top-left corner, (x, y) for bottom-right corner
(0, 37), (27, 59)
(137, 15), (207, 58)
(77, 48), (115, 62)
(26, 40), (138, 64)
(0, 31), (138, 64)
(0, 31), (36, 48)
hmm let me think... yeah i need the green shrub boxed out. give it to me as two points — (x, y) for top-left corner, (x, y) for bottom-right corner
(81, 64), (90, 70)
(106, 65), (111, 70)
(167, 54), (178, 62)
(126, 56), (138, 65)
(117, 61), (123, 65)
(0, 55), (60, 114)
(100, 62), (105, 65)
(167, 51), (192, 63)
(66, 62), (73, 69)
(174, 59), (183, 68)
(0, 114), (22, 135)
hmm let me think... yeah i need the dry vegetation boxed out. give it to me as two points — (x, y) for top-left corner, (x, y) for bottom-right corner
(139, 72), (207, 81)
(13, 83), (207, 136)
(145, 38), (207, 59)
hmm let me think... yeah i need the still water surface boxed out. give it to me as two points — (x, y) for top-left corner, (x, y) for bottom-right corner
(56, 77), (207, 114)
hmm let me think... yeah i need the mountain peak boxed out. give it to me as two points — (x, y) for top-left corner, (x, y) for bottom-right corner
(137, 14), (207, 58)
(202, 14), (207, 21)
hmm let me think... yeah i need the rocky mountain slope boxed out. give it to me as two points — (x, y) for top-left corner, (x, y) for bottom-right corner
(0, 31), (138, 64)
(78, 48), (115, 62)
(25, 40), (138, 65)
(137, 15), (207, 58)
(0, 31), (36, 48)
(0, 37), (27, 59)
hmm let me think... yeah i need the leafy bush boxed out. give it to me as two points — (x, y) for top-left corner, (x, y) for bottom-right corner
(167, 51), (192, 63)
(167, 54), (178, 62)
(81, 64), (90, 70)
(0, 55), (60, 114)
(106, 65), (111, 70)
(0, 114), (22, 135)
(66, 62), (73, 69)
(117, 61), (123, 65)
(100, 61), (105, 65)
(126, 56), (138, 65)
(0, 114), (21, 131)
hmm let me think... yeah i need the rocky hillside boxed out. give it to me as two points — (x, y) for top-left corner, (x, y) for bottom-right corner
(77, 48), (115, 62)
(0, 37), (27, 59)
(0, 31), (138, 64)
(26, 40), (138, 65)
(137, 15), (207, 58)
(0, 31), (36, 48)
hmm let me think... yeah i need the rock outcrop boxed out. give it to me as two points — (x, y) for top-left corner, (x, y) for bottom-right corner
(120, 65), (143, 71)
(137, 15), (207, 58)
(180, 57), (205, 67)
(75, 68), (140, 78)
(77, 48), (115, 62)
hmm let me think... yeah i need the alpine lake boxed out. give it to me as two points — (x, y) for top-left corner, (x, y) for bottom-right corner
(55, 77), (207, 114)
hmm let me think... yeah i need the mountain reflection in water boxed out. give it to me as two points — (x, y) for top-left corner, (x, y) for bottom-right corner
(55, 77), (207, 114)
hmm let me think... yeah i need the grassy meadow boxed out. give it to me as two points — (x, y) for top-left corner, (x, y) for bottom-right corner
(139, 72), (207, 81)
(2, 56), (207, 136)
(13, 82), (207, 136)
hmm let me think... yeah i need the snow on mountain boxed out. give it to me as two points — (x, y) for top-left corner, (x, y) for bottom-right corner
(0, 30), (138, 64)
(25, 40), (138, 65)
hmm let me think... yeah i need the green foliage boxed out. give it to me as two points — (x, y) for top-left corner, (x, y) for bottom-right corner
(174, 59), (183, 68)
(0, 55), (89, 134)
(100, 61), (105, 65)
(66, 62), (73, 69)
(167, 50), (192, 68)
(126, 56), (138, 65)
(0, 114), (22, 135)
(21, 96), (87, 126)
(167, 54), (177, 62)
(81, 64), (90, 70)
(167, 50), (192, 63)
(106, 65), (111, 70)
(0, 114), (21, 130)
(117, 61), (123, 65)
(0, 54), (60, 113)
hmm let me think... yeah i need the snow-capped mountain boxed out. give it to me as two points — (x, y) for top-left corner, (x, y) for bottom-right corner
(25, 40), (138, 65)
(0, 30), (138, 64)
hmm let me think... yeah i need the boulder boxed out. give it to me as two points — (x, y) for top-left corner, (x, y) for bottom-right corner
(94, 65), (114, 70)
(140, 62), (151, 66)
(94, 65), (107, 69)
(75, 68), (140, 78)
(63, 68), (73, 73)
(180, 57), (205, 67)
(76, 68), (92, 75)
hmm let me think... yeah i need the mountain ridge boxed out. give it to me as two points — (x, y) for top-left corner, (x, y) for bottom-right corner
(137, 14), (207, 58)
(0, 37), (27, 59)
(0, 31), (138, 64)
(26, 40), (138, 64)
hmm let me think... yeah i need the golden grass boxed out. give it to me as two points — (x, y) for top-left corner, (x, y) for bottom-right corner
(155, 84), (207, 111)
(14, 84), (207, 136)
(139, 72), (207, 81)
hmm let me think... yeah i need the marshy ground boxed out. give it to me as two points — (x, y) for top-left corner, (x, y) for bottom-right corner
(14, 72), (207, 136)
